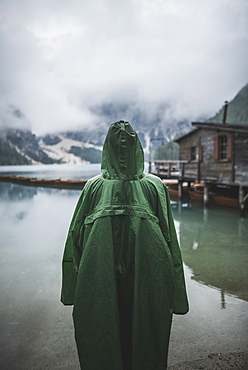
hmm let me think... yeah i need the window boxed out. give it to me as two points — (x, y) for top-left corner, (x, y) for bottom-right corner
(219, 135), (227, 160)
(188, 145), (202, 161)
(191, 146), (198, 161)
(214, 134), (232, 161)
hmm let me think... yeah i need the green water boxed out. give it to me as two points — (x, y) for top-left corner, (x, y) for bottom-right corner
(173, 202), (248, 304)
(0, 174), (247, 367)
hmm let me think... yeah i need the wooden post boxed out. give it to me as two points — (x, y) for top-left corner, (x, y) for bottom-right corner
(168, 162), (171, 178)
(204, 183), (209, 206)
(178, 181), (183, 200)
(203, 206), (209, 222)
(197, 161), (201, 182)
(148, 138), (152, 173)
(238, 218), (245, 237)
(239, 185), (248, 217)
(181, 162), (185, 179)
(148, 161), (152, 173)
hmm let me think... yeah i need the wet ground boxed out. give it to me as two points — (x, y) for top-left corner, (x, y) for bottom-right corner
(169, 351), (248, 369)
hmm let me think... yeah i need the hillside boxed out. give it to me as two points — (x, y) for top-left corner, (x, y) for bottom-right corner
(0, 130), (103, 165)
(0, 129), (57, 165)
(208, 83), (248, 124)
(0, 83), (247, 165)
(38, 133), (103, 164)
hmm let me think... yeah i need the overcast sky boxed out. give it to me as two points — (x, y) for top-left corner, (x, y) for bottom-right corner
(0, 0), (248, 135)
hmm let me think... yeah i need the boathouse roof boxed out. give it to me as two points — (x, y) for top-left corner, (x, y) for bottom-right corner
(175, 122), (248, 143)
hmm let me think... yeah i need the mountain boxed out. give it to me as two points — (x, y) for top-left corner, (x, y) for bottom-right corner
(208, 83), (248, 124)
(38, 133), (103, 164)
(89, 102), (192, 146)
(0, 119), (190, 165)
(0, 129), (103, 165)
(0, 129), (57, 165)
(1, 83), (247, 165)
(35, 105), (192, 164)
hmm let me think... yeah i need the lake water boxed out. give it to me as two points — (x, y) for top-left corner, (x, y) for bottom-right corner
(0, 164), (248, 369)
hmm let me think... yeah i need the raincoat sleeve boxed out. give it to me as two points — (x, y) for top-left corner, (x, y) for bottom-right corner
(160, 184), (189, 314)
(61, 189), (87, 305)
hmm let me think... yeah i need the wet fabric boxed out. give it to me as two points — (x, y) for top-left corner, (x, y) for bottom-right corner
(61, 121), (189, 370)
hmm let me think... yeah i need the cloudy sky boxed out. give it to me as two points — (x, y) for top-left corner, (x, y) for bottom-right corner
(0, 0), (247, 135)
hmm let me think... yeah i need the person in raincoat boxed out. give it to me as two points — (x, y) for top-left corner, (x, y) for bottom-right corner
(61, 121), (189, 370)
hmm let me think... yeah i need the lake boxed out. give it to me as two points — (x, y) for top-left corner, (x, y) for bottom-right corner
(0, 164), (247, 369)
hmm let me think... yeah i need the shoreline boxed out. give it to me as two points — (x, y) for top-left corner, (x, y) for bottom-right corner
(169, 351), (248, 369)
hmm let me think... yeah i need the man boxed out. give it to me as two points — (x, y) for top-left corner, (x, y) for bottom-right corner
(61, 121), (189, 370)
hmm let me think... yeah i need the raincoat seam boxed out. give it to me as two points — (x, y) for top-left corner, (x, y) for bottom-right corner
(83, 208), (159, 225)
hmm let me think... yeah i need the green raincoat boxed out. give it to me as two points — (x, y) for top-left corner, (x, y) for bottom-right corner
(61, 121), (189, 370)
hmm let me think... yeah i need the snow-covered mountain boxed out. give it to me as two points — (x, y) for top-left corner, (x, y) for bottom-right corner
(0, 99), (194, 165)
(39, 133), (103, 165)
(0, 129), (56, 165)
(0, 120), (193, 165)
(1, 83), (247, 165)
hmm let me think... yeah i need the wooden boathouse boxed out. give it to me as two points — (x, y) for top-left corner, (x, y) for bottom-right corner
(151, 121), (248, 214)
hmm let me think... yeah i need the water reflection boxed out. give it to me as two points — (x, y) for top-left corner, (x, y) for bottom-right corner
(1, 182), (247, 305)
(0, 182), (248, 367)
(0, 183), (81, 369)
(0, 163), (101, 180)
(0, 182), (37, 201)
(172, 202), (248, 304)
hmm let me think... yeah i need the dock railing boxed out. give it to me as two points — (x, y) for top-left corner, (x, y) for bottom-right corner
(149, 160), (188, 179)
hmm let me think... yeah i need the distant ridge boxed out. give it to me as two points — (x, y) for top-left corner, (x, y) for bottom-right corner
(1, 83), (247, 165)
(0, 129), (57, 166)
(208, 83), (248, 124)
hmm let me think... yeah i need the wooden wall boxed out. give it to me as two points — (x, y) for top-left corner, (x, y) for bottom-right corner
(178, 128), (247, 185)
(234, 133), (248, 185)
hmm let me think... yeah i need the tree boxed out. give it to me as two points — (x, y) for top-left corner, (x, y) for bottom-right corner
(154, 141), (179, 160)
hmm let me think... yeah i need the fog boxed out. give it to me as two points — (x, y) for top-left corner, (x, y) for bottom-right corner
(0, 0), (247, 135)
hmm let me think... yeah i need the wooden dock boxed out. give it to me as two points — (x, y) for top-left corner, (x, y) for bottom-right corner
(149, 159), (247, 213)
(0, 175), (87, 190)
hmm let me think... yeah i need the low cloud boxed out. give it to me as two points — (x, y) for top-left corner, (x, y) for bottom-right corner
(0, 0), (247, 135)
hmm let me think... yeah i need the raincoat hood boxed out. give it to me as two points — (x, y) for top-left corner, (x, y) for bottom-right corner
(101, 120), (144, 180)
